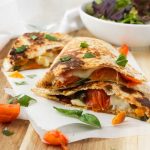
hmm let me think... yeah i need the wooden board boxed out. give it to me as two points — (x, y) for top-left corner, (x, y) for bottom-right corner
(0, 29), (150, 150)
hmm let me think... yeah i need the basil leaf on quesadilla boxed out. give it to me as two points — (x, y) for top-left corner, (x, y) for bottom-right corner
(60, 56), (72, 62)
(54, 107), (83, 118)
(44, 34), (58, 41)
(79, 113), (101, 128)
(83, 52), (95, 58)
(30, 35), (38, 40)
(15, 45), (28, 53)
(54, 107), (101, 128)
(80, 41), (89, 48)
(116, 54), (128, 67)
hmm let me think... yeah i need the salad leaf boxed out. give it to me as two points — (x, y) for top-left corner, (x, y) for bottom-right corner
(85, 3), (94, 15)
(120, 7), (143, 24)
(116, 0), (131, 8)
(110, 5), (132, 21)
(86, 0), (148, 24)
(132, 0), (150, 23)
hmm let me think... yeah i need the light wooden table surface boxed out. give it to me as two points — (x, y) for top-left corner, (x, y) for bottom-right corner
(0, 29), (150, 150)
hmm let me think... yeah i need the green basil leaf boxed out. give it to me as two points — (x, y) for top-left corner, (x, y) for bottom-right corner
(15, 45), (27, 53)
(80, 41), (89, 48)
(14, 81), (27, 85)
(26, 74), (37, 79)
(60, 56), (72, 62)
(54, 107), (83, 118)
(30, 35), (37, 40)
(79, 113), (101, 128)
(54, 107), (101, 128)
(17, 95), (37, 107)
(2, 127), (14, 136)
(83, 52), (95, 58)
(44, 34), (58, 41)
(116, 54), (128, 67)
(8, 95), (36, 107)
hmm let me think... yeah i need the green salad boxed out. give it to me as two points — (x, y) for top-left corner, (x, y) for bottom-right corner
(85, 0), (150, 24)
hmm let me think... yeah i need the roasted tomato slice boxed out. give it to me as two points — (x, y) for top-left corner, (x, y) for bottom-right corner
(0, 103), (20, 123)
(121, 74), (141, 86)
(90, 67), (141, 86)
(86, 89), (110, 111)
(90, 68), (120, 82)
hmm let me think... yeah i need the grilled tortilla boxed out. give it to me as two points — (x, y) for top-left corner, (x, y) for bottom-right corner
(33, 37), (150, 122)
(3, 32), (72, 71)
(37, 37), (146, 90)
(33, 81), (150, 122)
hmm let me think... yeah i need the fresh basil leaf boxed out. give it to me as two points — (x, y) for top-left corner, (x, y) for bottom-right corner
(80, 41), (89, 48)
(44, 34), (58, 41)
(8, 95), (36, 107)
(116, 54), (128, 67)
(30, 35), (37, 40)
(83, 52), (95, 58)
(2, 127), (14, 136)
(15, 45), (27, 53)
(26, 74), (37, 79)
(79, 113), (101, 128)
(60, 56), (72, 62)
(14, 81), (27, 85)
(54, 107), (83, 118)
(76, 78), (89, 86)
(54, 107), (101, 128)
(17, 95), (37, 107)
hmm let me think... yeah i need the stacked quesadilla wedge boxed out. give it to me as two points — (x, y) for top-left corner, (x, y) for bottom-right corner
(3, 32), (72, 71)
(33, 37), (150, 122)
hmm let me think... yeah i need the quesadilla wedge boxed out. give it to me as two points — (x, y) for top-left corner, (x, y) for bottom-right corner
(33, 37), (150, 122)
(3, 32), (72, 71)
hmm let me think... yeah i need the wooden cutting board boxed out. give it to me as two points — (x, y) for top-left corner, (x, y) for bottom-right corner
(0, 29), (150, 150)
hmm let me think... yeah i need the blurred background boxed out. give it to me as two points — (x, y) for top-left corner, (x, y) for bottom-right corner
(1, 0), (86, 28)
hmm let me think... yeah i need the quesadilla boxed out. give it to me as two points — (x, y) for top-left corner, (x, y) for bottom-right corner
(3, 32), (72, 71)
(33, 37), (150, 122)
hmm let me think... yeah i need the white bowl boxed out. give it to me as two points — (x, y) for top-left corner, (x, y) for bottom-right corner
(79, 2), (150, 47)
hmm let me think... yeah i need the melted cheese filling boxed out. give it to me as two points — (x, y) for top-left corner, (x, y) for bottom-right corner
(110, 96), (131, 111)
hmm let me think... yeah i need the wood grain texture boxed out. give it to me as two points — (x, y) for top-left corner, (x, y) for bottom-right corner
(0, 29), (150, 150)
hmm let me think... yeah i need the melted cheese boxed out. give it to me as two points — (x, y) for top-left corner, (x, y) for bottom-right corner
(73, 69), (96, 78)
(71, 99), (86, 107)
(36, 56), (52, 67)
(110, 96), (130, 110)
